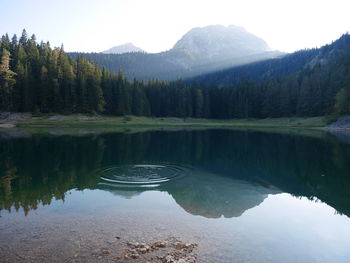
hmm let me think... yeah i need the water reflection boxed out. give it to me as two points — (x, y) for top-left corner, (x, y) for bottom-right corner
(97, 168), (280, 218)
(1, 129), (350, 218)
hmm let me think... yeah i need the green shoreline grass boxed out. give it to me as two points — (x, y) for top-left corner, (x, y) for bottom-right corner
(15, 115), (327, 129)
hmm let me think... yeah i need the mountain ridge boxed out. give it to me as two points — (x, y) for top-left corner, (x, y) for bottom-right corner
(69, 24), (282, 80)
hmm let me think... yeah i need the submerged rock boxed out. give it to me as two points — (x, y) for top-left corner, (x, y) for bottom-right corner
(120, 237), (197, 262)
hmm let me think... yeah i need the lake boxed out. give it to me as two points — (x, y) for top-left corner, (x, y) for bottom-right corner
(0, 129), (350, 262)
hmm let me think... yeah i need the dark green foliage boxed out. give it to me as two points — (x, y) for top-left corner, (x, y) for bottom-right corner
(334, 88), (350, 115)
(0, 31), (105, 114)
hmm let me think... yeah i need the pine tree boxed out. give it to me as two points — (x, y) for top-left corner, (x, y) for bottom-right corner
(19, 29), (28, 46)
(193, 88), (204, 118)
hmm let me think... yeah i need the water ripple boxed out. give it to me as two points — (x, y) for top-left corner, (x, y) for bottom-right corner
(98, 164), (190, 187)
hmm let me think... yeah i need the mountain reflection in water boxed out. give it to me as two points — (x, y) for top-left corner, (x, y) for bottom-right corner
(0, 129), (350, 218)
(97, 167), (280, 218)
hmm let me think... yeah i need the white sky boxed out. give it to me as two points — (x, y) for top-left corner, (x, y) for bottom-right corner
(1, 0), (350, 53)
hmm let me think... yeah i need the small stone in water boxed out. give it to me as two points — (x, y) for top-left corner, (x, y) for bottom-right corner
(127, 241), (140, 248)
(130, 253), (139, 259)
(153, 241), (167, 248)
(137, 247), (147, 254)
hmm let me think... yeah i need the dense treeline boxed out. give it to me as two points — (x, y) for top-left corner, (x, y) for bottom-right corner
(207, 51), (350, 118)
(0, 30), (105, 114)
(1, 30), (350, 118)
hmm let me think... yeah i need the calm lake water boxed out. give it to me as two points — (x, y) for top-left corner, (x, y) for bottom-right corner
(1, 129), (350, 262)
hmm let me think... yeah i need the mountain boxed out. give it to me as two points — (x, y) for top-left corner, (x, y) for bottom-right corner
(69, 25), (282, 80)
(102, 42), (144, 54)
(173, 25), (271, 61)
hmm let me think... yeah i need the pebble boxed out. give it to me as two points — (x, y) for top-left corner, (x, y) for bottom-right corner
(138, 247), (148, 254)
(153, 241), (167, 248)
(130, 253), (139, 259)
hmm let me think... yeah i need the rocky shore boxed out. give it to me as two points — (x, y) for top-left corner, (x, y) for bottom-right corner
(327, 116), (350, 129)
(0, 112), (32, 128)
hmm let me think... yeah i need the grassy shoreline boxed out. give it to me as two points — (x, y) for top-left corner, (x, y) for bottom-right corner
(11, 115), (327, 129)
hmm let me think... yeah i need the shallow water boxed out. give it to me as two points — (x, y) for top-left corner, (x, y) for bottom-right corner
(1, 129), (350, 262)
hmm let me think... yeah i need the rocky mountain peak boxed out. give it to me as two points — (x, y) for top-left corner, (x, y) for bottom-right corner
(172, 25), (271, 59)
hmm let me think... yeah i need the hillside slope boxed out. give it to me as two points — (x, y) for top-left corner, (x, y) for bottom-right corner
(188, 34), (350, 86)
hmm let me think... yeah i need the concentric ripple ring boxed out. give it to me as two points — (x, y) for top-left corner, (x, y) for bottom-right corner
(99, 164), (189, 186)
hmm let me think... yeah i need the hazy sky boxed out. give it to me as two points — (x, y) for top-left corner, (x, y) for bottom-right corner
(1, 0), (349, 53)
